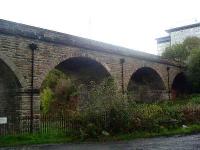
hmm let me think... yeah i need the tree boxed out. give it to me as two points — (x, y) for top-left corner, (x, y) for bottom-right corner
(162, 37), (200, 64)
(40, 69), (78, 114)
(162, 37), (200, 93)
(187, 48), (200, 92)
(41, 69), (67, 90)
(162, 44), (187, 64)
(40, 87), (54, 114)
(183, 36), (200, 51)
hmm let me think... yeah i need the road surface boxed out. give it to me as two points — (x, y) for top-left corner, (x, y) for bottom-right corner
(1, 133), (200, 150)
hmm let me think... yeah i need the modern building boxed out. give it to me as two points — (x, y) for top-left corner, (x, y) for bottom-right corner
(156, 22), (200, 55)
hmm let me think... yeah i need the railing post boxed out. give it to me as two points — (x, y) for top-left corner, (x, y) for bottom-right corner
(167, 66), (171, 100)
(29, 43), (38, 133)
(120, 58), (125, 94)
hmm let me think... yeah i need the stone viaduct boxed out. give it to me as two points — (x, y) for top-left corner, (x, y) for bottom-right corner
(0, 19), (185, 124)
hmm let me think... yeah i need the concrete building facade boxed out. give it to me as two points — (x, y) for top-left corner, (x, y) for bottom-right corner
(157, 22), (200, 55)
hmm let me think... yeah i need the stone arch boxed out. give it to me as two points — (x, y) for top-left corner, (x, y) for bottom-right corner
(39, 56), (112, 113)
(127, 67), (166, 102)
(0, 54), (22, 124)
(39, 53), (111, 88)
(171, 72), (189, 99)
(55, 56), (111, 85)
(142, 64), (168, 89)
(0, 53), (27, 88)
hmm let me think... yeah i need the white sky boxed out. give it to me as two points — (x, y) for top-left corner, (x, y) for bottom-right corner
(1, 0), (200, 54)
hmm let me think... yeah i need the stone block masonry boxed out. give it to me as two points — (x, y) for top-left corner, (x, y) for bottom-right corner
(0, 19), (183, 131)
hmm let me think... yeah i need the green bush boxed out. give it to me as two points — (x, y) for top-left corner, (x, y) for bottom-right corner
(131, 104), (164, 131)
(41, 69), (67, 90)
(160, 104), (183, 128)
(182, 103), (200, 124)
(187, 48), (200, 92)
(40, 87), (54, 114)
(40, 70), (200, 140)
(75, 77), (131, 138)
(73, 77), (200, 139)
(188, 94), (200, 104)
(40, 69), (78, 114)
(67, 101), (200, 140)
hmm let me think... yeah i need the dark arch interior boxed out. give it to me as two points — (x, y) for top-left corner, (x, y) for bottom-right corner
(55, 57), (110, 85)
(40, 57), (111, 113)
(0, 59), (21, 117)
(172, 73), (189, 99)
(127, 67), (165, 102)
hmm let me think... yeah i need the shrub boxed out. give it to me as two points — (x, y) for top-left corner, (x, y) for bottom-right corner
(40, 69), (78, 114)
(40, 70), (200, 139)
(187, 48), (200, 92)
(160, 104), (183, 128)
(54, 78), (78, 102)
(76, 77), (131, 138)
(41, 69), (67, 90)
(131, 104), (164, 131)
(68, 95), (200, 140)
(188, 94), (200, 104)
(182, 104), (200, 124)
(40, 87), (54, 114)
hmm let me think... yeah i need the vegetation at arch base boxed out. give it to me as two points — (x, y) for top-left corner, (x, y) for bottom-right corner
(40, 39), (200, 140)
(40, 69), (200, 140)
(40, 69), (79, 114)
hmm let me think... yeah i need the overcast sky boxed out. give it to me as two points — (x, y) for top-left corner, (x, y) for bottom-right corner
(1, 0), (200, 54)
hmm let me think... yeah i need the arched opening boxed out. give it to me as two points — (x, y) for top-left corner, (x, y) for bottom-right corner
(40, 57), (111, 114)
(0, 59), (21, 115)
(0, 59), (21, 133)
(127, 67), (166, 102)
(172, 72), (189, 99)
(55, 57), (110, 85)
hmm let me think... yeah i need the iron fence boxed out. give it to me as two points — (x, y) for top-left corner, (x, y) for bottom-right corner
(0, 112), (110, 136)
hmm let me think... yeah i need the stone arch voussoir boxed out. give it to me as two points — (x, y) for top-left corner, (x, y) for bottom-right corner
(0, 52), (28, 88)
(127, 66), (166, 91)
(39, 52), (111, 89)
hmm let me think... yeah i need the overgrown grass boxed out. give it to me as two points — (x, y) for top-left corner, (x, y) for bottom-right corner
(107, 124), (200, 141)
(0, 131), (76, 147)
(1, 124), (200, 147)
